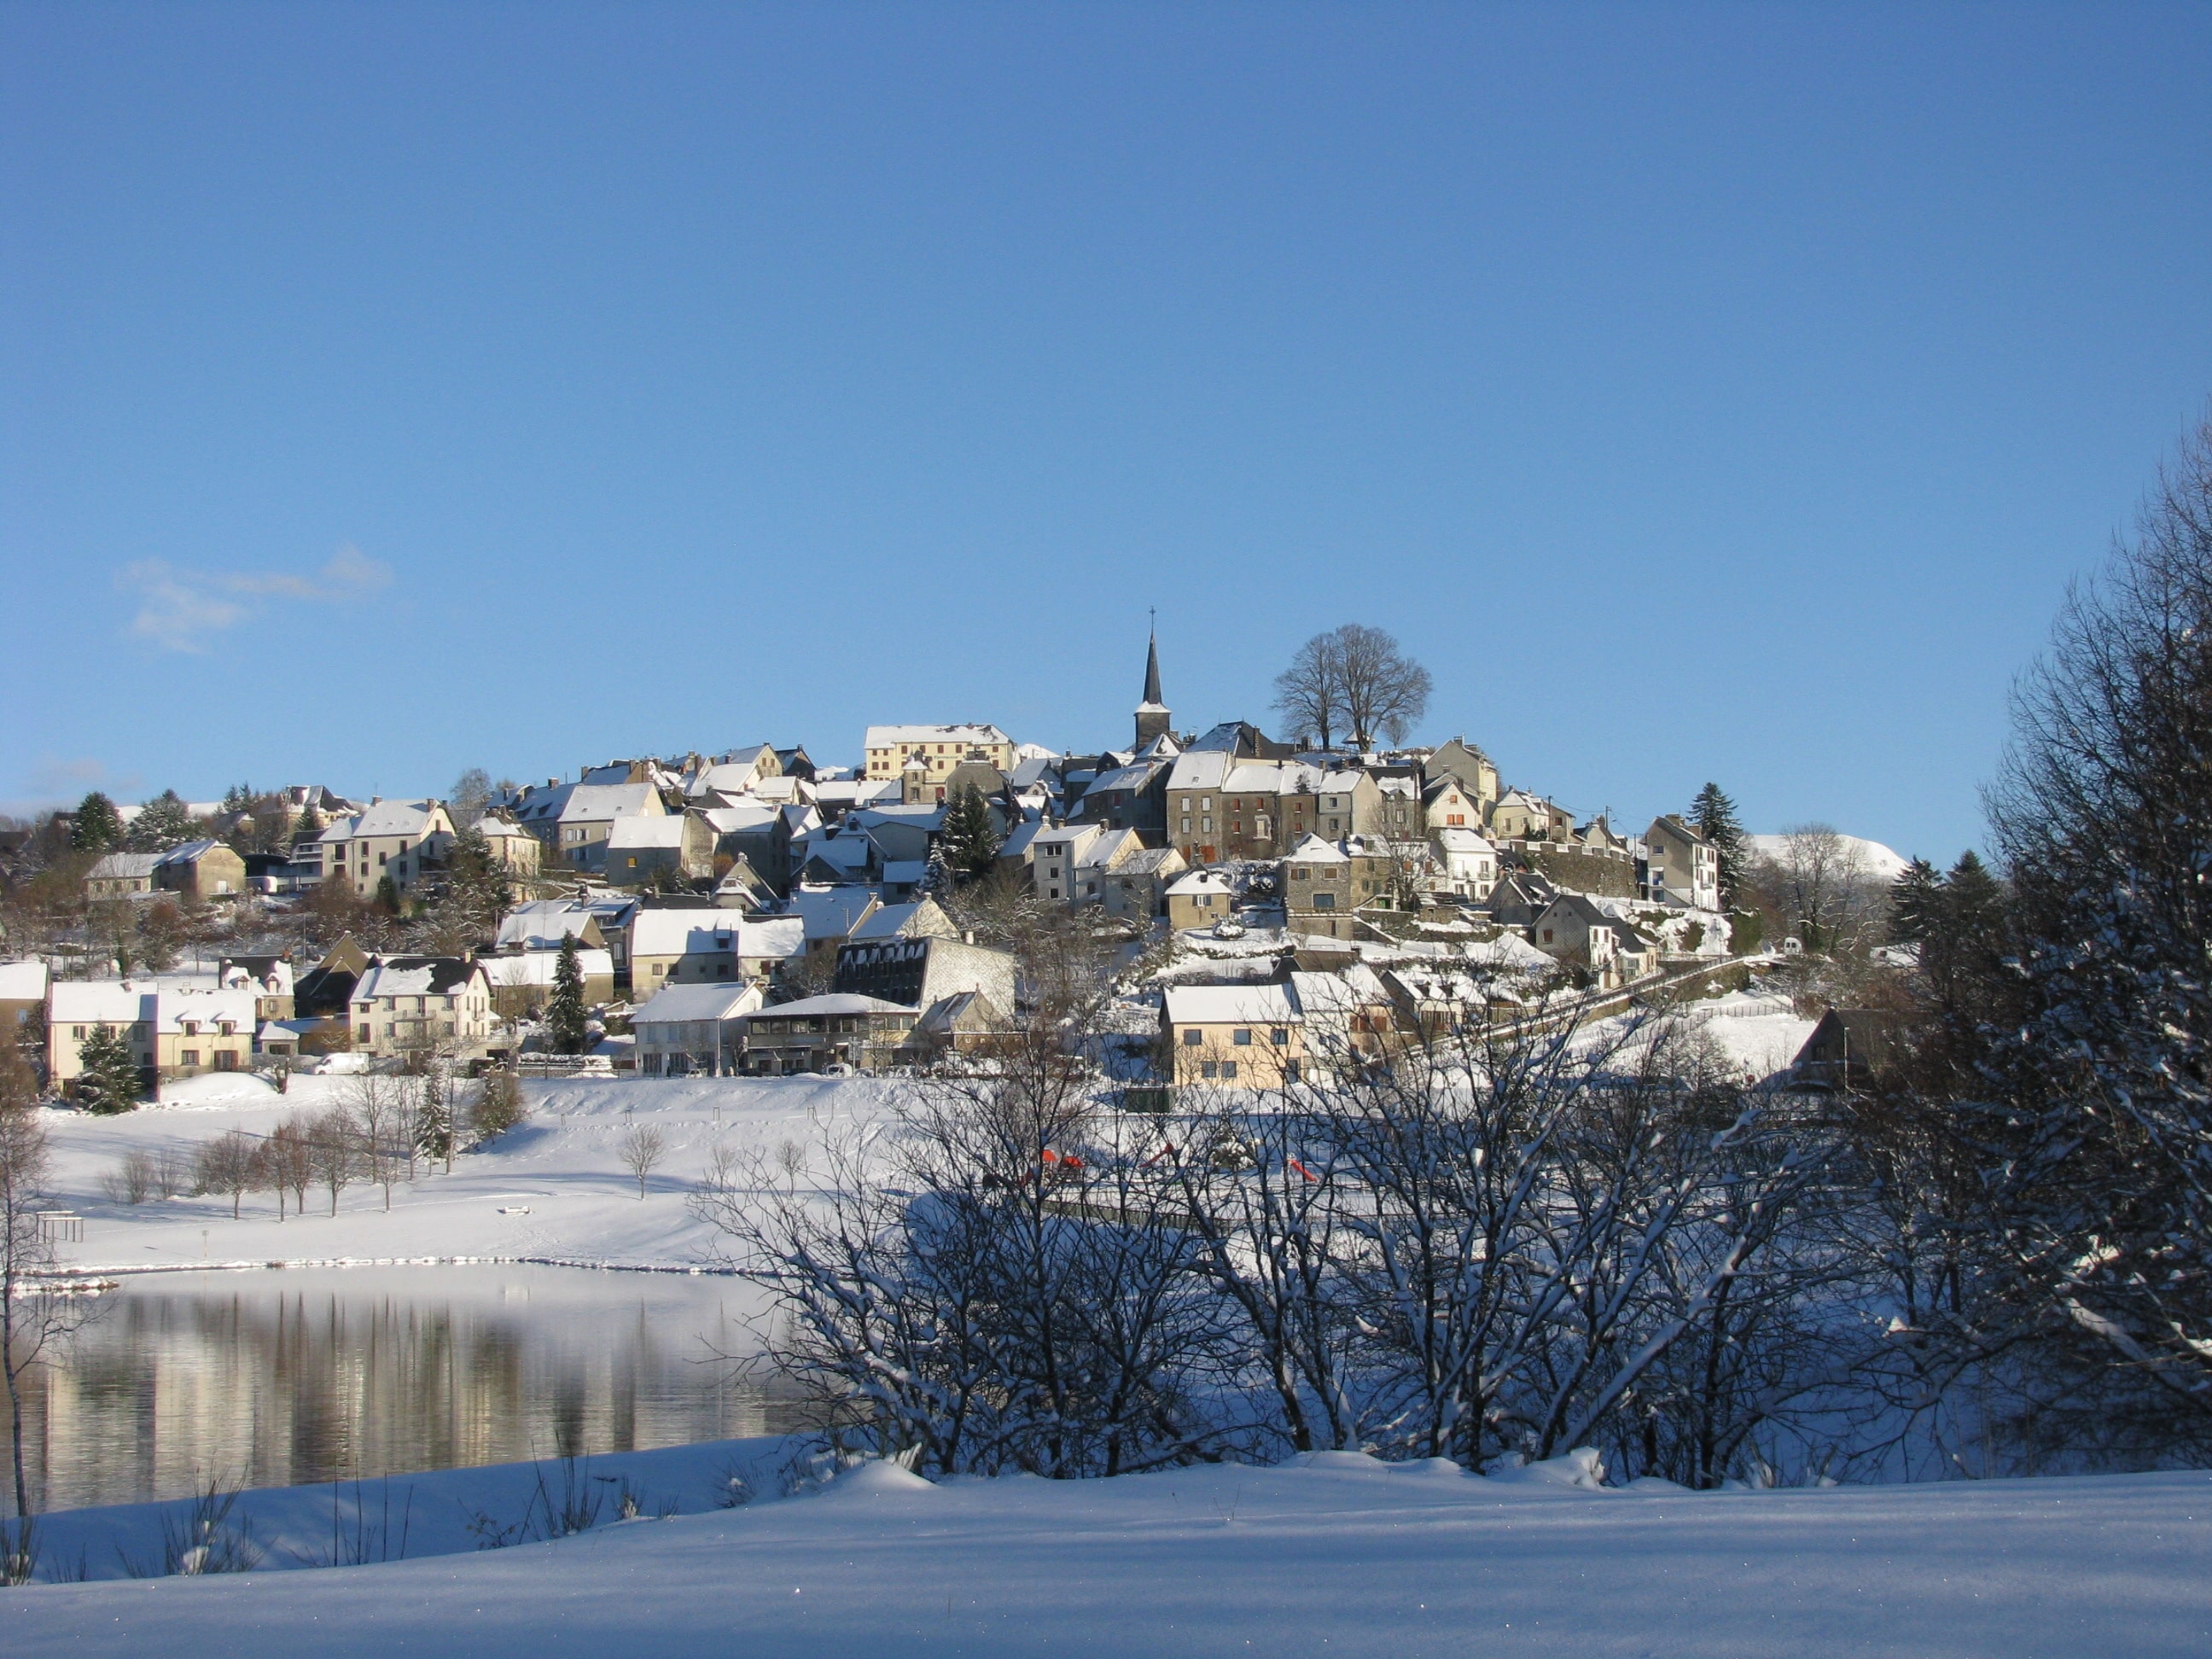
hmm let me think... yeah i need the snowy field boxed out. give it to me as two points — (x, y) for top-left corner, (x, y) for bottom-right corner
(7, 1447), (2208, 1656)
(41, 1068), (914, 1282)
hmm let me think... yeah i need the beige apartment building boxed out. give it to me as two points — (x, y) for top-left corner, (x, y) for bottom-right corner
(862, 725), (1016, 792)
(317, 799), (457, 899)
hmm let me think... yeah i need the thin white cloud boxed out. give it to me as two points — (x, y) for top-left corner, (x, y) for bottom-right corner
(121, 544), (394, 653)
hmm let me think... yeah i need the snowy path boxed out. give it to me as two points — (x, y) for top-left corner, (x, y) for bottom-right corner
(8, 1454), (2208, 1656)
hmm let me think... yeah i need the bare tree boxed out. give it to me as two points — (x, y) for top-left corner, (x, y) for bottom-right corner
(1752, 823), (1883, 956)
(1333, 623), (1431, 752)
(349, 1074), (414, 1209)
(448, 768), (494, 828)
(1272, 632), (1346, 751)
(306, 1108), (359, 1216)
(620, 1123), (666, 1200)
(195, 1131), (260, 1220)
(265, 1118), (311, 1219)
(1272, 625), (1432, 754)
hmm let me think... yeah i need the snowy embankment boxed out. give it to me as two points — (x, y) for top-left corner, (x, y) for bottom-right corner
(41, 1069), (910, 1280)
(9, 1451), (2209, 1656)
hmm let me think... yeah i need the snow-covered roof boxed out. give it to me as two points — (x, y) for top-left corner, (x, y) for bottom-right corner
(1167, 870), (1234, 896)
(354, 957), (488, 1001)
(49, 981), (159, 1024)
(154, 838), (230, 867)
(1165, 751), (1233, 792)
(750, 992), (917, 1018)
(88, 852), (161, 880)
(1086, 760), (1165, 795)
(1284, 835), (1349, 865)
(559, 783), (661, 824)
(482, 949), (615, 987)
(1287, 967), (1391, 1016)
(154, 987), (259, 1033)
(608, 815), (690, 851)
(881, 860), (929, 887)
(0, 960), (50, 1001)
(1163, 982), (1301, 1026)
(1075, 828), (1141, 870)
(782, 885), (881, 940)
(326, 799), (445, 841)
(864, 725), (1012, 748)
(1434, 827), (1496, 854)
(631, 911), (804, 959)
(497, 900), (597, 950)
(630, 982), (765, 1025)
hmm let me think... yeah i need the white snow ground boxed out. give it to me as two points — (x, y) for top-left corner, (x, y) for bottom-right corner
(8, 1450), (2209, 1656)
(42, 1069), (911, 1280)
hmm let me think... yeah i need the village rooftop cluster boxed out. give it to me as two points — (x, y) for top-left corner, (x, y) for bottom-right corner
(9, 632), (1748, 1101)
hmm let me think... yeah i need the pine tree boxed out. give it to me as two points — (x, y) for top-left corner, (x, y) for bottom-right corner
(74, 1024), (143, 1115)
(545, 934), (590, 1056)
(414, 1067), (454, 1170)
(940, 783), (1003, 884)
(1889, 857), (1941, 942)
(1689, 783), (1749, 907)
(70, 792), (123, 854)
(471, 1068), (527, 1141)
(125, 789), (198, 853)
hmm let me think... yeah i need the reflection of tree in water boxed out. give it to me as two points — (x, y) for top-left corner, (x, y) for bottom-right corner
(24, 1272), (812, 1511)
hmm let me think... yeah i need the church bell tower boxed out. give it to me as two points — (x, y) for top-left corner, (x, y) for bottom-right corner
(1134, 622), (1171, 748)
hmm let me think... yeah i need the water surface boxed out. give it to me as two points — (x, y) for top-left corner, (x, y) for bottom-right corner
(20, 1265), (806, 1511)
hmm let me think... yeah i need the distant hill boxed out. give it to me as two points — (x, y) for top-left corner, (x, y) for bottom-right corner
(1748, 833), (1909, 885)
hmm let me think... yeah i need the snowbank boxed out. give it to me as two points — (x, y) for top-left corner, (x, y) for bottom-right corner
(7, 1452), (2206, 1656)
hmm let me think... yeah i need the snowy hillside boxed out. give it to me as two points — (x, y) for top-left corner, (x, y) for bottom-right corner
(1749, 832), (1911, 883)
(8, 1450), (2208, 1656)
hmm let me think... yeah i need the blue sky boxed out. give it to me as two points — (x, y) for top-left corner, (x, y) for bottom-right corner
(3, 3), (2208, 863)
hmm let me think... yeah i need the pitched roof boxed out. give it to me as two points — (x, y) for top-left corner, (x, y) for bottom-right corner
(751, 992), (917, 1018)
(631, 911), (805, 959)
(354, 956), (486, 999)
(88, 852), (161, 880)
(1163, 982), (1301, 1025)
(864, 724), (1012, 748)
(631, 982), (765, 1024)
(496, 900), (598, 950)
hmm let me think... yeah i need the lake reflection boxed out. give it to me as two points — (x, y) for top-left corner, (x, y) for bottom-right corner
(23, 1266), (807, 1512)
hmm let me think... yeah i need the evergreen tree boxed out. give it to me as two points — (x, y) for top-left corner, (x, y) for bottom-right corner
(1889, 857), (1941, 942)
(70, 792), (123, 854)
(1688, 783), (1749, 907)
(73, 1024), (143, 1115)
(125, 790), (197, 853)
(439, 826), (512, 942)
(414, 1067), (454, 1170)
(940, 783), (1004, 884)
(471, 1068), (527, 1141)
(545, 934), (590, 1056)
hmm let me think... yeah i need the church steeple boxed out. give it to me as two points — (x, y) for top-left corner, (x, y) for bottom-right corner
(1134, 617), (1171, 748)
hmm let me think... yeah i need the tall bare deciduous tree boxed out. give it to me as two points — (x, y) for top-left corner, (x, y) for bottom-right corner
(1272, 624), (1432, 753)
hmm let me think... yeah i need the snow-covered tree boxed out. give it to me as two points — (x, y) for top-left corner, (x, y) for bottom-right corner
(73, 1024), (143, 1115)
(544, 934), (590, 1056)
(69, 791), (123, 854)
(124, 789), (197, 853)
(940, 783), (1002, 884)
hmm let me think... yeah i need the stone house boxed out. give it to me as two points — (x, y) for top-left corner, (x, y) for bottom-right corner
(1424, 738), (1501, 809)
(1100, 845), (1189, 921)
(833, 934), (1016, 1022)
(154, 839), (247, 900)
(84, 852), (160, 900)
(1165, 869), (1236, 932)
(605, 812), (717, 887)
(1283, 835), (1354, 940)
(1532, 894), (1625, 983)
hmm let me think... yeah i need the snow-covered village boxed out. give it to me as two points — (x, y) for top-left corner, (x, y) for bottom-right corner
(8, 7), (2212, 1656)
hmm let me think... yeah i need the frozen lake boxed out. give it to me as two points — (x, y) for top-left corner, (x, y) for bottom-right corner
(20, 1264), (811, 1512)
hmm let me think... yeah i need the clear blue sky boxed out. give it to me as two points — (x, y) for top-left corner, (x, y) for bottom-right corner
(4, 4), (2209, 863)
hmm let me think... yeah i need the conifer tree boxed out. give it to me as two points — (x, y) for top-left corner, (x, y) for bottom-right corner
(73, 1024), (143, 1115)
(545, 934), (590, 1056)
(1889, 857), (1941, 942)
(70, 792), (123, 854)
(939, 783), (1003, 884)
(1689, 783), (1749, 907)
(125, 789), (197, 853)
